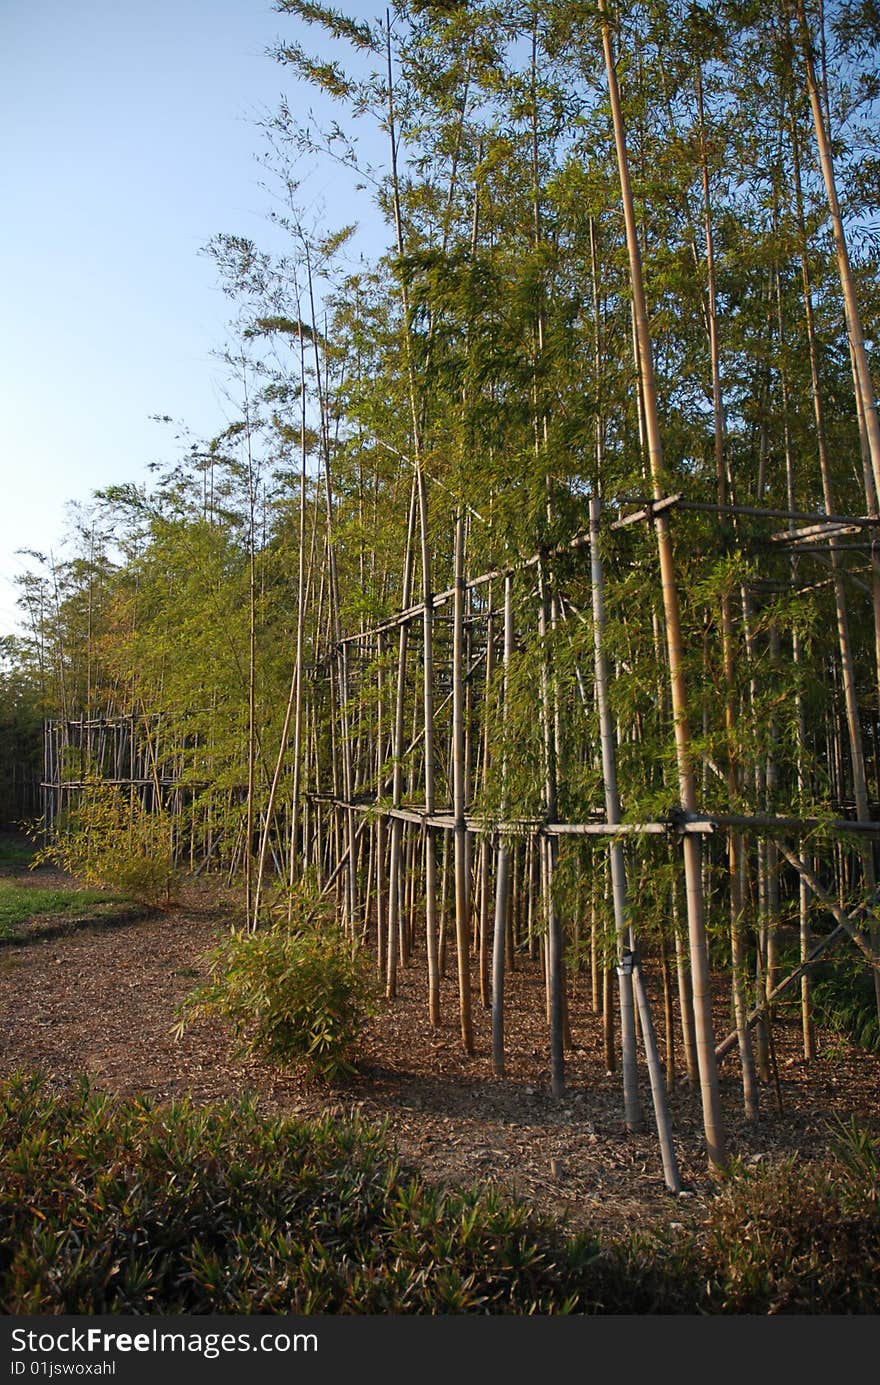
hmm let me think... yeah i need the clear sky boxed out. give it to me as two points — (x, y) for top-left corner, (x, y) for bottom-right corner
(1, 0), (383, 636)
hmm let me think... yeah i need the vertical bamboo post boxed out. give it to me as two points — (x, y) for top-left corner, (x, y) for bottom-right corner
(599, 1), (726, 1167)
(538, 564), (564, 1097)
(288, 315), (311, 897)
(592, 499), (678, 1188)
(452, 514), (474, 1052)
(376, 630), (386, 979)
(438, 827), (450, 976)
(491, 574), (514, 1075)
(479, 585), (496, 1007)
(387, 482), (418, 1000)
(660, 926), (676, 1092)
(419, 493), (440, 1020)
(589, 497), (642, 1131)
(697, 64), (759, 1122)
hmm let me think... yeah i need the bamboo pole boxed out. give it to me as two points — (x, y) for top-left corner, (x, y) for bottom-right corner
(591, 500), (680, 1189)
(452, 514), (474, 1052)
(589, 497), (642, 1130)
(793, 0), (880, 502)
(491, 574), (514, 1076)
(375, 631), (387, 978)
(477, 586), (496, 1008)
(599, 0), (725, 1167)
(696, 65), (759, 1121)
(538, 563), (564, 1097)
(387, 481), (418, 1000)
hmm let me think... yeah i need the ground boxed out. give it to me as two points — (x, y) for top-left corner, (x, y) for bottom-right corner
(1, 839), (878, 1242)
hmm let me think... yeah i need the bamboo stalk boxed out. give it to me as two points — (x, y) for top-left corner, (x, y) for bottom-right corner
(589, 497), (642, 1130)
(491, 574), (514, 1076)
(599, 0), (725, 1167)
(452, 515), (474, 1053)
(793, 0), (880, 501)
(537, 563), (564, 1097)
(386, 481), (418, 1000)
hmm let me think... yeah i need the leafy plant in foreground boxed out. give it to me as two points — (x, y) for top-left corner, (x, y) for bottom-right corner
(1, 1076), (878, 1314)
(0, 1074), (587, 1314)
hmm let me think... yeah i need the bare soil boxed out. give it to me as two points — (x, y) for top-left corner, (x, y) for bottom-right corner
(1, 845), (878, 1242)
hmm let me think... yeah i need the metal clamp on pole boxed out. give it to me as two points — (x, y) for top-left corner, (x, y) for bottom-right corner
(666, 805), (688, 840)
(617, 948), (639, 976)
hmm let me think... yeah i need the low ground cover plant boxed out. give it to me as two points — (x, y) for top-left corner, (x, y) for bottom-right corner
(0, 1074), (589, 1313)
(1, 1076), (877, 1314)
(0, 881), (119, 939)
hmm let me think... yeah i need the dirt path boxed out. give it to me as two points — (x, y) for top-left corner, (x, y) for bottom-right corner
(1, 864), (878, 1240)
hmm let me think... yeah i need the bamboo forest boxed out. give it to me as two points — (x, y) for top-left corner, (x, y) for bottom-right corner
(2, 0), (880, 1316)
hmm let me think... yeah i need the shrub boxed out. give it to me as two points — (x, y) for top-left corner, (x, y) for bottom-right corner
(0, 1074), (587, 1314)
(1, 1076), (878, 1314)
(811, 953), (880, 1054)
(29, 778), (179, 909)
(700, 1145), (880, 1313)
(177, 919), (375, 1083)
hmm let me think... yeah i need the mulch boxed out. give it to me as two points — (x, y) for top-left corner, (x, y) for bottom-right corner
(1, 859), (878, 1241)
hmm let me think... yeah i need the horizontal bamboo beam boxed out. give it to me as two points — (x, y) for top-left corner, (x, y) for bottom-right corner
(685, 810), (880, 838)
(307, 798), (880, 840)
(307, 794), (543, 834)
(40, 778), (192, 790)
(610, 493), (683, 528)
(612, 495), (880, 527)
(543, 821), (669, 836)
(769, 521), (866, 545)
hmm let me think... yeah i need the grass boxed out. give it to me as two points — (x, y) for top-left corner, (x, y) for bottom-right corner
(0, 1074), (878, 1314)
(0, 881), (120, 938)
(0, 835), (35, 874)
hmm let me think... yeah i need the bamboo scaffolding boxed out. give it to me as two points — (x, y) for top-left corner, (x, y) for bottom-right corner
(611, 495), (880, 529)
(41, 241), (880, 1200)
(303, 795), (880, 842)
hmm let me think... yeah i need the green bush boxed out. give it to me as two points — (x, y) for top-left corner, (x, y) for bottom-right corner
(0, 1076), (878, 1314)
(811, 953), (880, 1054)
(29, 778), (179, 909)
(0, 1075), (587, 1314)
(177, 920), (375, 1083)
(699, 1147), (880, 1313)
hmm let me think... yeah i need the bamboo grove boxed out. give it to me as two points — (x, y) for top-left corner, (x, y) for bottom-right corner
(6, 0), (880, 1175)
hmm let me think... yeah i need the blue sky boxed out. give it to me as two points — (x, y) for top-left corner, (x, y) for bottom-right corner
(0, 0), (384, 634)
